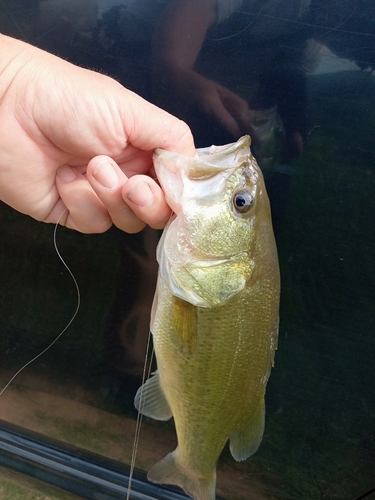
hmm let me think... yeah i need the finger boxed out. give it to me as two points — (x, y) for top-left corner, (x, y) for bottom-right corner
(215, 84), (249, 137)
(55, 165), (112, 233)
(207, 93), (242, 138)
(123, 90), (196, 157)
(218, 85), (249, 118)
(123, 174), (172, 230)
(87, 156), (148, 233)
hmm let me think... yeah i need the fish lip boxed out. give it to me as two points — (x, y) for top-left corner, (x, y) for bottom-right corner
(153, 135), (260, 214)
(154, 134), (251, 159)
(154, 135), (253, 182)
(194, 134), (251, 161)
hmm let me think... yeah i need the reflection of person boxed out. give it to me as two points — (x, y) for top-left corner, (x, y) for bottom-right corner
(152, 0), (312, 160)
(150, 0), (313, 238)
(152, 0), (248, 139)
(0, 33), (195, 234)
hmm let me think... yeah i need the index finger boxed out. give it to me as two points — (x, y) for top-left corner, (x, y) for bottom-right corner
(119, 89), (196, 157)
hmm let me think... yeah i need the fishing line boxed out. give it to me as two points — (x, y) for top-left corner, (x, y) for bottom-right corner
(353, 487), (375, 500)
(0, 210), (80, 396)
(1, 209), (154, 500)
(126, 332), (154, 500)
(209, 6), (366, 42)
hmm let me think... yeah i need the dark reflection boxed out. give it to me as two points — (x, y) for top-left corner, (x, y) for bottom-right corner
(99, 227), (158, 416)
(0, 1), (374, 499)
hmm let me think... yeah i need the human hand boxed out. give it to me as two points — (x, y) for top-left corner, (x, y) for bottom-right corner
(155, 70), (249, 139)
(151, 0), (248, 136)
(195, 76), (250, 138)
(0, 35), (195, 233)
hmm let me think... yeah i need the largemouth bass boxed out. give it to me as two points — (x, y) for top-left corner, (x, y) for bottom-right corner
(135, 135), (280, 500)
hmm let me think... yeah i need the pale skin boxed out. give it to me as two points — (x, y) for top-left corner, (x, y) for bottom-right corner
(152, 0), (249, 138)
(0, 34), (195, 234)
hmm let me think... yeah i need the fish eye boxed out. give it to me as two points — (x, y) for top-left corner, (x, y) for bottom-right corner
(232, 190), (254, 214)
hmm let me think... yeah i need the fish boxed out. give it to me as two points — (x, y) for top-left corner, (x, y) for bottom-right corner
(238, 106), (286, 177)
(134, 135), (280, 500)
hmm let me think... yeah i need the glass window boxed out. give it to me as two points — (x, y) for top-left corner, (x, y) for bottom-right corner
(0, 1), (374, 499)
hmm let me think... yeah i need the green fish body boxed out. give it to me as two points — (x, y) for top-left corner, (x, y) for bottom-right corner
(135, 135), (280, 500)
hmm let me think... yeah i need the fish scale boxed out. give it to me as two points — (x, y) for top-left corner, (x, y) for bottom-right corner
(135, 135), (280, 500)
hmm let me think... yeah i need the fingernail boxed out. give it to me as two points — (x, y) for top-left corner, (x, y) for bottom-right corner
(57, 165), (76, 182)
(127, 182), (154, 208)
(93, 160), (119, 190)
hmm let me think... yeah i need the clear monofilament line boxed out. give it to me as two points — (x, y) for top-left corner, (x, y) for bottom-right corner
(125, 333), (154, 500)
(0, 210), (80, 396)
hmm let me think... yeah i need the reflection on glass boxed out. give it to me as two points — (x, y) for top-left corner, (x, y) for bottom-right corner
(0, 1), (374, 499)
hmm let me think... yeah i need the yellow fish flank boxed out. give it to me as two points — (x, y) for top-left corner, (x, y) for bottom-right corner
(135, 135), (280, 500)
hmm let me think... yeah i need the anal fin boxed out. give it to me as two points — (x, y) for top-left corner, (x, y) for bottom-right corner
(229, 397), (265, 461)
(134, 371), (172, 421)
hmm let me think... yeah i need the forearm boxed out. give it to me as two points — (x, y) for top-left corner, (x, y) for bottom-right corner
(0, 35), (34, 96)
(152, 0), (217, 77)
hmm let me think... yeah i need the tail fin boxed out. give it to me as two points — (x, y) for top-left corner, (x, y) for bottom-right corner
(147, 449), (216, 500)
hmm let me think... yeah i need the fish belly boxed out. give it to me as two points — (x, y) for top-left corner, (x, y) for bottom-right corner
(151, 272), (279, 484)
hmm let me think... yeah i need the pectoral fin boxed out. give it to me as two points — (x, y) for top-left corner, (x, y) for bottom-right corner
(229, 397), (265, 461)
(171, 295), (197, 353)
(134, 371), (172, 421)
